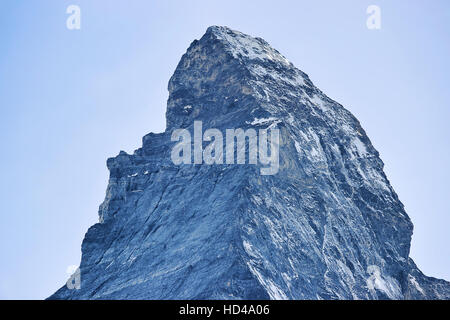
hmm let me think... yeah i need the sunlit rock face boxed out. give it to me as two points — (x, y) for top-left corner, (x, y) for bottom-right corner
(49, 26), (449, 300)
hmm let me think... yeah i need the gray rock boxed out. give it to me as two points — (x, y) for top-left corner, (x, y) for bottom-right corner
(49, 26), (449, 300)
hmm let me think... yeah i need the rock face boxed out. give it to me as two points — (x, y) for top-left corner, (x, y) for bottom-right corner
(50, 26), (449, 300)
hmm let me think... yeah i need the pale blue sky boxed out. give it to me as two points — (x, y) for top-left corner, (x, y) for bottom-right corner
(0, 1), (448, 299)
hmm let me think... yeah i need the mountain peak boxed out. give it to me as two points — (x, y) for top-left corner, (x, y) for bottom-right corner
(205, 25), (292, 66)
(50, 27), (450, 300)
(166, 26), (312, 130)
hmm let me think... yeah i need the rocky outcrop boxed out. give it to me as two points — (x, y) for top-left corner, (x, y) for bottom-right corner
(49, 26), (449, 300)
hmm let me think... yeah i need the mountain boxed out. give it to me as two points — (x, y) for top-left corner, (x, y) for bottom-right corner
(49, 26), (449, 300)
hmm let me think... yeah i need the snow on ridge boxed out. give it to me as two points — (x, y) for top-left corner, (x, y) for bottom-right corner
(210, 26), (291, 66)
(246, 262), (289, 300)
(250, 64), (305, 88)
(310, 95), (331, 113)
(408, 275), (425, 295)
(243, 240), (260, 259)
(248, 117), (279, 126)
(366, 265), (402, 299)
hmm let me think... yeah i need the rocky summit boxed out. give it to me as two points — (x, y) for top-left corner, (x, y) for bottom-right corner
(50, 26), (449, 300)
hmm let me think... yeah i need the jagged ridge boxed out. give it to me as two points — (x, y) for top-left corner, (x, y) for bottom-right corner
(49, 26), (449, 300)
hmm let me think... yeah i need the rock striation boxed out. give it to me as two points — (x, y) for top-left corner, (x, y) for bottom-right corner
(50, 26), (449, 300)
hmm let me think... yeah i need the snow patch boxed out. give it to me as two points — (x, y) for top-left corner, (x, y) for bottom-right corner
(352, 138), (368, 158)
(249, 117), (279, 126)
(247, 262), (289, 300)
(243, 240), (260, 259)
(250, 64), (305, 88)
(212, 27), (290, 66)
(366, 265), (402, 299)
(310, 95), (331, 113)
(294, 141), (302, 154)
(408, 275), (425, 295)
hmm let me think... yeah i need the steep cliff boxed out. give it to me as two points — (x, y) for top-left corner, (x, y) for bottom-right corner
(50, 26), (449, 300)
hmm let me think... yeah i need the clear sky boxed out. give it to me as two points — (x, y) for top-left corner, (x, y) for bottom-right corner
(0, 0), (448, 299)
